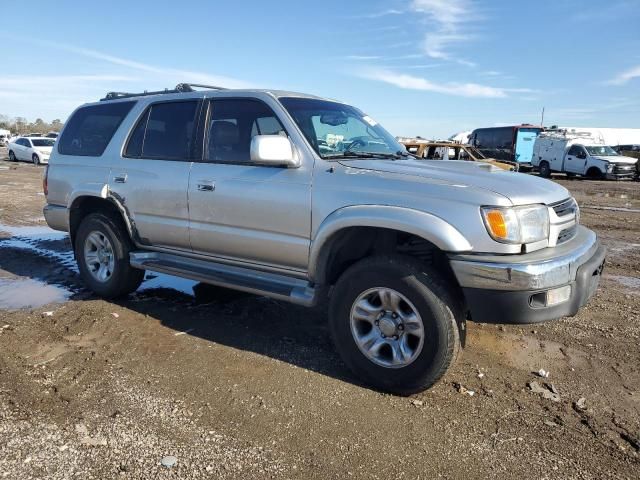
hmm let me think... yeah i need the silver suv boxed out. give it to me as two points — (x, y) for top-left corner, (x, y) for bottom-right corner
(43, 84), (606, 394)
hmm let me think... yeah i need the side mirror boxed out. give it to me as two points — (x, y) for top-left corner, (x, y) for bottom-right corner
(250, 135), (300, 168)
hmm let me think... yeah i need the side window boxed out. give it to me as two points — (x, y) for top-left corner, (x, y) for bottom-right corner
(58, 101), (135, 156)
(126, 101), (198, 160)
(124, 109), (150, 158)
(206, 99), (286, 163)
(567, 145), (582, 156)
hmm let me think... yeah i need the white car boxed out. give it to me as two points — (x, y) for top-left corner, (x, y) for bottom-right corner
(7, 136), (55, 165)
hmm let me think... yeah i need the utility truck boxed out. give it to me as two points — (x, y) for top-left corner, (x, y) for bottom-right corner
(532, 130), (637, 180)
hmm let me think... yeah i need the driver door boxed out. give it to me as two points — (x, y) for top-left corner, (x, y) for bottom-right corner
(565, 145), (586, 174)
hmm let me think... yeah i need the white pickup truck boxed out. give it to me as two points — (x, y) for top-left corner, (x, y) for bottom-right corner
(532, 132), (637, 180)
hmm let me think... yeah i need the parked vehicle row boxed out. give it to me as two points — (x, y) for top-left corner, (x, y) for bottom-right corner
(42, 83), (606, 394)
(532, 131), (638, 180)
(7, 136), (56, 164)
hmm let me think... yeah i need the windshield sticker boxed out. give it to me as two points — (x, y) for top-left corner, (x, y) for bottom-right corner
(363, 115), (377, 127)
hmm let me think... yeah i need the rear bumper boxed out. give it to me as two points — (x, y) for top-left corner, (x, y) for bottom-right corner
(449, 226), (606, 324)
(43, 204), (69, 232)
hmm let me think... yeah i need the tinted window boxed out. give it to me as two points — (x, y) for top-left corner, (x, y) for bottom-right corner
(32, 139), (55, 147)
(207, 99), (286, 163)
(58, 101), (135, 156)
(124, 109), (150, 158)
(567, 145), (583, 156)
(139, 101), (198, 159)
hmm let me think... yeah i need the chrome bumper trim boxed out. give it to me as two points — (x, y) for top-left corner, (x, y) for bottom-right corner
(449, 226), (600, 291)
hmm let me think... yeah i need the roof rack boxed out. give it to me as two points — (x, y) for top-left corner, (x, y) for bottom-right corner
(100, 83), (228, 101)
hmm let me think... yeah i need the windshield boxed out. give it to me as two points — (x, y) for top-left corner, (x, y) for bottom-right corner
(32, 139), (55, 147)
(585, 145), (618, 156)
(280, 97), (406, 159)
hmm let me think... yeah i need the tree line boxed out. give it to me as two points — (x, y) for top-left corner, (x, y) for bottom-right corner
(0, 114), (64, 135)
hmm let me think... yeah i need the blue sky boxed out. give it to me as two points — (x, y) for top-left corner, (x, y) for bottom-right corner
(1, 0), (638, 138)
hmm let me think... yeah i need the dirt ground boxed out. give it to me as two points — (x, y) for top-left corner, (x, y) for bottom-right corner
(1, 149), (639, 479)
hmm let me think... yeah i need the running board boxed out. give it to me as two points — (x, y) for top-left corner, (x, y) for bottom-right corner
(129, 251), (317, 306)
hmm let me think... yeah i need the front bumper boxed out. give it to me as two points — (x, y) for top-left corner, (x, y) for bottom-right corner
(449, 226), (606, 324)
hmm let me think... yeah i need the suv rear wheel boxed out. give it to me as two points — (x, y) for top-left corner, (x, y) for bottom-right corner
(75, 212), (144, 298)
(329, 255), (463, 395)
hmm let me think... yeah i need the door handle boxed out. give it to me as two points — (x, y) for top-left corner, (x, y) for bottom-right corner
(114, 173), (127, 183)
(197, 182), (215, 192)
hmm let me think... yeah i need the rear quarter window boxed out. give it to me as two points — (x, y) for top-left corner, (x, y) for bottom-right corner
(58, 101), (135, 156)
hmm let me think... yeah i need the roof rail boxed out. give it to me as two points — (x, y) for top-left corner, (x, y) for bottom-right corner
(100, 83), (228, 101)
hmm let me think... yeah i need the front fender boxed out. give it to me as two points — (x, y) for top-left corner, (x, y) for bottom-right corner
(308, 205), (473, 282)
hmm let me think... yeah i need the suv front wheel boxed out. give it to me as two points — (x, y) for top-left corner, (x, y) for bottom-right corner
(329, 255), (463, 395)
(75, 212), (144, 298)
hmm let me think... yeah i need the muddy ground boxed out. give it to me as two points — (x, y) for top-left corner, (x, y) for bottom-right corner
(0, 149), (639, 479)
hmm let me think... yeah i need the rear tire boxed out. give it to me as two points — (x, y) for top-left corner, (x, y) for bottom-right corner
(329, 255), (463, 395)
(75, 212), (144, 298)
(539, 161), (551, 178)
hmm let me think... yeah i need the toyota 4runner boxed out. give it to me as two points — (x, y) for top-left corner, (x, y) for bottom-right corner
(43, 84), (606, 394)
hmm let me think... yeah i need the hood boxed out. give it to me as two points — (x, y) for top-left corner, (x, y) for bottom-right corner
(36, 146), (53, 154)
(593, 155), (637, 165)
(339, 159), (570, 205)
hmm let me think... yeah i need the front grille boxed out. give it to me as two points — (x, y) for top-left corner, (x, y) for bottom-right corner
(613, 165), (634, 174)
(551, 198), (577, 218)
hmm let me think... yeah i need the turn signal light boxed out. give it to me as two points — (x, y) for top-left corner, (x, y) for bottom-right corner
(485, 210), (507, 239)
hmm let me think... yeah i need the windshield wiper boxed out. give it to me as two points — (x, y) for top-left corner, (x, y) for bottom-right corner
(323, 151), (408, 160)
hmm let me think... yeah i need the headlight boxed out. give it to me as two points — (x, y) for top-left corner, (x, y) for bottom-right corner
(481, 204), (549, 244)
(606, 163), (614, 172)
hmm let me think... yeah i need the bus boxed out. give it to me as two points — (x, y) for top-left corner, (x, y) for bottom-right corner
(469, 125), (542, 169)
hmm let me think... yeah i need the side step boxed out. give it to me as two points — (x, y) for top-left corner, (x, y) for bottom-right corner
(129, 251), (317, 307)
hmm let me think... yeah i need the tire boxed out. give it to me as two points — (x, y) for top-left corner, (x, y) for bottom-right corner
(329, 255), (463, 395)
(8, 150), (16, 162)
(586, 167), (604, 180)
(32, 154), (40, 165)
(75, 212), (144, 298)
(539, 161), (551, 178)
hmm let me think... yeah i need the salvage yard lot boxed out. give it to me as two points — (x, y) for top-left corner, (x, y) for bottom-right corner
(1, 150), (639, 479)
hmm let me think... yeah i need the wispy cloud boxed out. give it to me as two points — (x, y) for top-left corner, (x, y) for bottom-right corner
(607, 65), (640, 85)
(410, 0), (475, 65)
(354, 67), (533, 98)
(359, 9), (405, 19)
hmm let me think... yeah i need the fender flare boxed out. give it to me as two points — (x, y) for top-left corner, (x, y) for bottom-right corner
(308, 205), (473, 283)
(67, 184), (138, 243)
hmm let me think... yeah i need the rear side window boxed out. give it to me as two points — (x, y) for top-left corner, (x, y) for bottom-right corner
(58, 101), (135, 156)
(125, 101), (198, 160)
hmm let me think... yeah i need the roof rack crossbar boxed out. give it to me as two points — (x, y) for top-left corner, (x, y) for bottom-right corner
(100, 83), (228, 101)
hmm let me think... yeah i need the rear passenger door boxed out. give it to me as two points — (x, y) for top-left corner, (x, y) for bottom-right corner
(108, 100), (201, 250)
(188, 97), (312, 271)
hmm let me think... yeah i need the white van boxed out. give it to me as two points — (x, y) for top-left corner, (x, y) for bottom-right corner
(532, 131), (637, 180)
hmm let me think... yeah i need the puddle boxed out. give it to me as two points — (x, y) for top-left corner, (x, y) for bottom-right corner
(580, 191), (640, 201)
(607, 274), (640, 293)
(0, 223), (67, 238)
(139, 273), (198, 296)
(0, 277), (71, 310)
(469, 327), (588, 372)
(582, 205), (640, 213)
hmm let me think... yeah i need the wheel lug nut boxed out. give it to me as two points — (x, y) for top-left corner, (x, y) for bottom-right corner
(398, 324), (404, 331)
(375, 320), (379, 326)
(393, 335), (399, 340)
(381, 334), (386, 338)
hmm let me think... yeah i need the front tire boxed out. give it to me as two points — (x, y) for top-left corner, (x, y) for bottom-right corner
(329, 256), (463, 395)
(32, 154), (40, 165)
(8, 150), (16, 162)
(75, 212), (144, 298)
